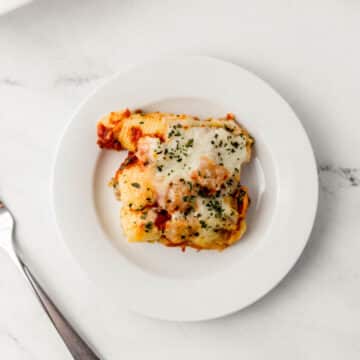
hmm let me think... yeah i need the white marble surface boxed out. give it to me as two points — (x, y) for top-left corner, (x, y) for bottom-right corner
(0, 0), (360, 359)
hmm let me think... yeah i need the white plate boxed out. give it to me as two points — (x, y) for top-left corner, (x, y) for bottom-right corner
(52, 56), (318, 321)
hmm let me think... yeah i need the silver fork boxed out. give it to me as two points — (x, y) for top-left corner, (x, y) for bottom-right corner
(0, 200), (100, 360)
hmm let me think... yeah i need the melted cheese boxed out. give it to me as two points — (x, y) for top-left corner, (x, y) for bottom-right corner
(149, 125), (247, 186)
(143, 125), (248, 233)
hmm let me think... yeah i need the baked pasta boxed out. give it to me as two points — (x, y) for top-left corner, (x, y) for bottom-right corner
(97, 109), (254, 250)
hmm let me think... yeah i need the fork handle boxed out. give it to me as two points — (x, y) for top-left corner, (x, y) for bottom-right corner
(18, 262), (100, 360)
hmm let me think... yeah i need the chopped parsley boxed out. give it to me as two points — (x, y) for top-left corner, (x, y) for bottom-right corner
(162, 135), (193, 163)
(185, 138), (194, 147)
(224, 125), (234, 132)
(182, 195), (196, 203)
(200, 220), (208, 229)
(198, 187), (210, 197)
(227, 178), (234, 186)
(144, 221), (153, 232)
(131, 182), (140, 188)
(206, 199), (224, 218)
(239, 189), (246, 198)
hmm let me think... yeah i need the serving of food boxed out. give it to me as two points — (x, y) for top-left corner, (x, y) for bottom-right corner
(97, 108), (254, 251)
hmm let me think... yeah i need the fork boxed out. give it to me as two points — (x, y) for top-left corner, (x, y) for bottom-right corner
(0, 200), (100, 360)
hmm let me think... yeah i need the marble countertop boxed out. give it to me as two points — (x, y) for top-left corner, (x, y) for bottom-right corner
(0, 1), (359, 359)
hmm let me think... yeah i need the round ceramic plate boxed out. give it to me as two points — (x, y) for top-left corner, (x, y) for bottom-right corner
(52, 56), (318, 321)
